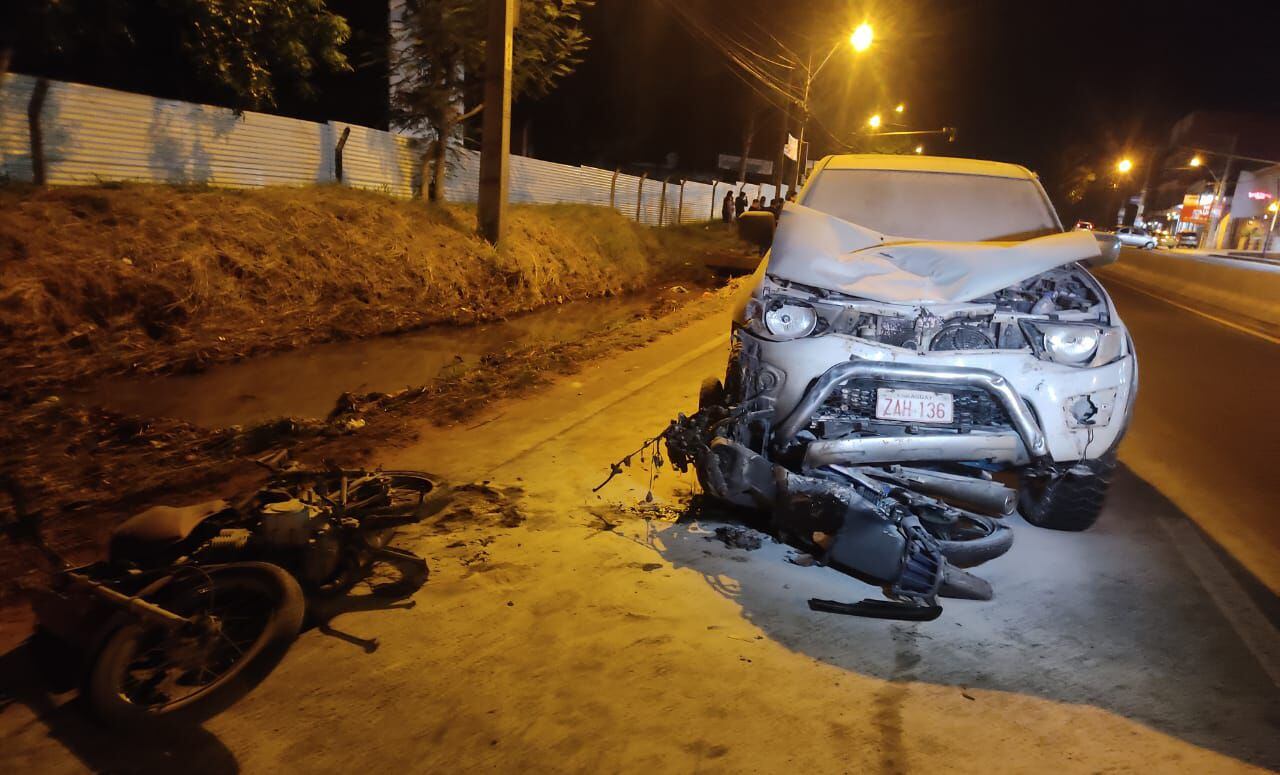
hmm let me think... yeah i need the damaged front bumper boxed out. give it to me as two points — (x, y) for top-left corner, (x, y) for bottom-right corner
(743, 329), (1137, 466)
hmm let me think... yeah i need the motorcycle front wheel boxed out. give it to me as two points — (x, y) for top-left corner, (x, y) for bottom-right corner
(923, 513), (1014, 568)
(86, 562), (305, 731)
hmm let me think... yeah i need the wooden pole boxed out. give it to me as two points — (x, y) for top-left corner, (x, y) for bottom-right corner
(659, 176), (668, 226)
(28, 77), (50, 186)
(477, 0), (515, 245)
(636, 172), (647, 222)
(334, 126), (351, 182)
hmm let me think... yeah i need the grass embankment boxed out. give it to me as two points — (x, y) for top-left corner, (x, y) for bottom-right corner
(0, 183), (746, 395)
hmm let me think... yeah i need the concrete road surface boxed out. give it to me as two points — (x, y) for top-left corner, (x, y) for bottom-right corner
(2, 294), (1277, 773)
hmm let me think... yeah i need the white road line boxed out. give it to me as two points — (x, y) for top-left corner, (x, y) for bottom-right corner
(489, 333), (728, 472)
(1156, 515), (1280, 687)
(1105, 276), (1280, 345)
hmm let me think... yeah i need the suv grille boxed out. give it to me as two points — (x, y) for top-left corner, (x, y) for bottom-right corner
(815, 379), (1012, 430)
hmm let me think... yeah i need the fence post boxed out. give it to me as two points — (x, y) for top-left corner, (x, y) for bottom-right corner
(610, 168), (619, 210)
(334, 126), (351, 182)
(27, 77), (50, 186)
(636, 172), (647, 223)
(659, 176), (669, 227)
(710, 181), (718, 220)
(677, 180), (685, 224)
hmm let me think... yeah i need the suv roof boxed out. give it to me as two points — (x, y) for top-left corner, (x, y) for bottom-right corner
(818, 154), (1038, 181)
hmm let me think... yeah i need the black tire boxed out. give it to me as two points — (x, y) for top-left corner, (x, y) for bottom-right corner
(927, 514), (1014, 568)
(698, 377), (725, 413)
(87, 562), (305, 731)
(1018, 455), (1116, 531)
(1144, 241), (1155, 249)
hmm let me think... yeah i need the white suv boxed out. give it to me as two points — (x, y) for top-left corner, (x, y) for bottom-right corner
(709, 155), (1137, 534)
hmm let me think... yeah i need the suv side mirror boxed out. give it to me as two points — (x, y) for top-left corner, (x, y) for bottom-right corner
(737, 210), (776, 254)
(1085, 231), (1121, 267)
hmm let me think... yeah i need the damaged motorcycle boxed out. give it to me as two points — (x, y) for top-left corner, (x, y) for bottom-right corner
(667, 154), (1138, 620)
(2, 467), (437, 730)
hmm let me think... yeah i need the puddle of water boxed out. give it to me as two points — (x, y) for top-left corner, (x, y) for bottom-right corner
(78, 294), (660, 428)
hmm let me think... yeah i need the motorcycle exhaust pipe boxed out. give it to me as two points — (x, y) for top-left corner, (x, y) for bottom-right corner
(889, 467), (1016, 516)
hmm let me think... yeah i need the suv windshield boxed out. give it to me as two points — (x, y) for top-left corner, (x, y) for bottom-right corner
(801, 169), (1060, 242)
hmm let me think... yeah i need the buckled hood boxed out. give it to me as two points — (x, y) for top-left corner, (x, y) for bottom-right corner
(766, 204), (1102, 305)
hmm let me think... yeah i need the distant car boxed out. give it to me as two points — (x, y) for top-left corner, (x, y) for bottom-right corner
(1073, 220), (1094, 231)
(1114, 226), (1156, 249)
(1176, 231), (1200, 248)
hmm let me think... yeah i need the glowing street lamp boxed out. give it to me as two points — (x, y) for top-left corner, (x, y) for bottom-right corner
(868, 113), (882, 129)
(895, 103), (905, 114)
(914, 145), (924, 154)
(1190, 155), (1203, 167)
(1116, 158), (1133, 174)
(850, 23), (874, 53)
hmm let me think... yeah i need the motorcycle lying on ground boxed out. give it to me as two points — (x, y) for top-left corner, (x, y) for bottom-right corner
(655, 380), (1017, 621)
(1, 467), (437, 731)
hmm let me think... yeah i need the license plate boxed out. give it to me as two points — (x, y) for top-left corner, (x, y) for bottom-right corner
(876, 388), (954, 424)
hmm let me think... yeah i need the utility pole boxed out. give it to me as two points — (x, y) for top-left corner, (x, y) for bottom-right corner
(1203, 135), (1237, 250)
(791, 56), (813, 193)
(773, 72), (794, 194)
(477, 0), (515, 245)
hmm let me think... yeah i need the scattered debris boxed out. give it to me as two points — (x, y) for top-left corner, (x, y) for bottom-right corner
(711, 526), (764, 551)
(786, 551), (817, 567)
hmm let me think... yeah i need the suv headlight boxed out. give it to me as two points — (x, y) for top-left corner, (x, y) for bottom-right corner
(745, 295), (820, 340)
(1021, 320), (1124, 366)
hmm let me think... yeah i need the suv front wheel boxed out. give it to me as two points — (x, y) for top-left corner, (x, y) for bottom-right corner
(1017, 454), (1117, 531)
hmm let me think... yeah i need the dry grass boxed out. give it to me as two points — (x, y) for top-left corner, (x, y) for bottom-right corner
(0, 183), (746, 395)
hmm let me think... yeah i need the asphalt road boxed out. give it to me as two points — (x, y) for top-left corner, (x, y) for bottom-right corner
(1099, 264), (1280, 592)
(2, 289), (1278, 773)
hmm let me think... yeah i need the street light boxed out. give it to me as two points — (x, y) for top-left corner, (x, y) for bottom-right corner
(784, 21), (877, 192)
(1116, 158), (1133, 174)
(850, 23), (873, 52)
(868, 113), (882, 129)
(1189, 155), (1203, 168)
(914, 145), (924, 154)
(895, 103), (905, 114)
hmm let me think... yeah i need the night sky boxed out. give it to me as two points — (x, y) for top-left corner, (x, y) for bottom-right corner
(520, 0), (1280, 208)
(9, 0), (1279, 217)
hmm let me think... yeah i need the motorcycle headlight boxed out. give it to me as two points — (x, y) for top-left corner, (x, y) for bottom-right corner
(762, 298), (818, 340)
(1022, 321), (1123, 366)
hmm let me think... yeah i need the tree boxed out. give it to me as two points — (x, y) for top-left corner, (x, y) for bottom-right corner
(2, 1), (351, 183)
(390, 0), (593, 201)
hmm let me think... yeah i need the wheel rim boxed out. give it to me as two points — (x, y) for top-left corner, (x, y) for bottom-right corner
(923, 513), (998, 543)
(114, 573), (276, 711)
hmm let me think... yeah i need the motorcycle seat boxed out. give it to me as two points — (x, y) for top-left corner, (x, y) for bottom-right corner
(109, 499), (231, 562)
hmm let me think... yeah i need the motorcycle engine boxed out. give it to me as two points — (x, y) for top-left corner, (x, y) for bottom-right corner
(258, 498), (316, 546)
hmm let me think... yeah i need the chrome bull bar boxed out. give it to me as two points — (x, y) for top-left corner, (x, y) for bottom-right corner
(773, 359), (1049, 460)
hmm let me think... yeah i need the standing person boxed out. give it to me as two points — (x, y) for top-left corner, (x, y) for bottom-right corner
(735, 189), (748, 219)
(721, 190), (734, 223)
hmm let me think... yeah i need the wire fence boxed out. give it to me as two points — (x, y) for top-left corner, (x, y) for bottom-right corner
(1, 73), (775, 227)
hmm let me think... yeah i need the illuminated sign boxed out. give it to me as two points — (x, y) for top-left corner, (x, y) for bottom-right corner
(1181, 194), (1211, 224)
(1247, 191), (1273, 200)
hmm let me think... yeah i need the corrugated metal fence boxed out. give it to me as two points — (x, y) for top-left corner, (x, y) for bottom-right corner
(1, 74), (774, 226)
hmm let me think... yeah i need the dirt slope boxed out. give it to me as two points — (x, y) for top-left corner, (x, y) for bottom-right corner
(0, 183), (747, 394)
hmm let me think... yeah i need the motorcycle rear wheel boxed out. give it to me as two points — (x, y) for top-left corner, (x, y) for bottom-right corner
(86, 562), (304, 731)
